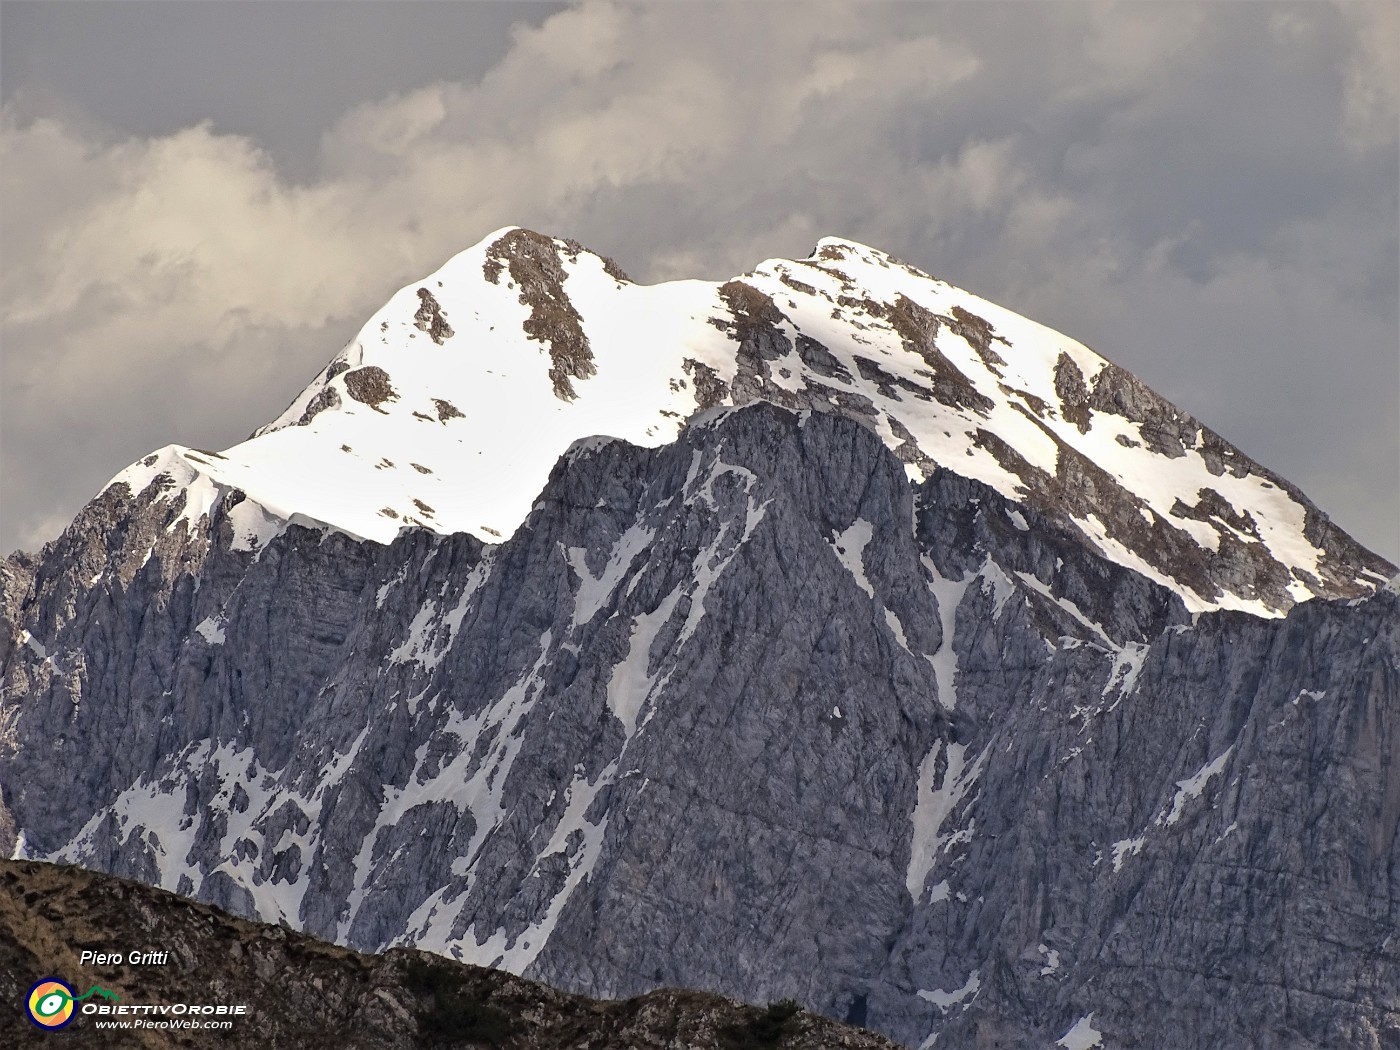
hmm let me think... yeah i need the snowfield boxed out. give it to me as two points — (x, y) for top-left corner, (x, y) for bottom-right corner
(101, 226), (1386, 616)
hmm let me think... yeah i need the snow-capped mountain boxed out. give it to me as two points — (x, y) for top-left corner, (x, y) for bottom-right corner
(3, 229), (1396, 1049)
(108, 227), (1388, 615)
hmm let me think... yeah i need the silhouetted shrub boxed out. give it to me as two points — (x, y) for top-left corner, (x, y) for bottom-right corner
(721, 998), (802, 1049)
(403, 955), (517, 1046)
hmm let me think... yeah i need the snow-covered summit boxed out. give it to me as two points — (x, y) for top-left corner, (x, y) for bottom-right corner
(102, 226), (1391, 615)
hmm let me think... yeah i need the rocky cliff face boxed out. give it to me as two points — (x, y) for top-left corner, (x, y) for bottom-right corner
(3, 230), (1397, 1049)
(4, 404), (1395, 1048)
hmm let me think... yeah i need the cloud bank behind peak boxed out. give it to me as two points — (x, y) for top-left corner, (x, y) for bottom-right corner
(2, 1), (1395, 561)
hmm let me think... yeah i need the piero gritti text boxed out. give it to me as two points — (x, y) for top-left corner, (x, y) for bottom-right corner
(80, 948), (171, 966)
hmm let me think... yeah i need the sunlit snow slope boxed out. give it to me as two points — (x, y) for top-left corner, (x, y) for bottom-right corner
(104, 227), (1389, 615)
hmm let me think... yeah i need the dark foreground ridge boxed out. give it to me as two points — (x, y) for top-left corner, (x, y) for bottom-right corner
(0, 858), (898, 1049)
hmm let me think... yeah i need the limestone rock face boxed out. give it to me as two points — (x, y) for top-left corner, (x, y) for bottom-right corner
(3, 403), (1395, 1048)
(3, 227), (1397, 1048)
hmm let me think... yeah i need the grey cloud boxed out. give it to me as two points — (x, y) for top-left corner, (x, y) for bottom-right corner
(0, 1), (565, 179)
(1, 1), (1395, 562)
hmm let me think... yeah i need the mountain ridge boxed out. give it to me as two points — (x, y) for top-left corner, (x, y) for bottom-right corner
(3, 229), (1397, 1048)
(90, 226), (1390, 616)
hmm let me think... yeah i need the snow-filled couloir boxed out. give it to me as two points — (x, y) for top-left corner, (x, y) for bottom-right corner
(103, 226), (1390, 614)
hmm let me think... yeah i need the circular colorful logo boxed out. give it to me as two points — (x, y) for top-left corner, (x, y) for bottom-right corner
(26, 978), (76, 1029)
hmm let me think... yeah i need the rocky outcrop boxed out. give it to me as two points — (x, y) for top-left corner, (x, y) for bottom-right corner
(482, 229), (595, 400)
(1, 858), (896, 1049)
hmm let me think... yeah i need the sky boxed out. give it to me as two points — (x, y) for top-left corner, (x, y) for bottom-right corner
(2, 1), (1396, 564)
